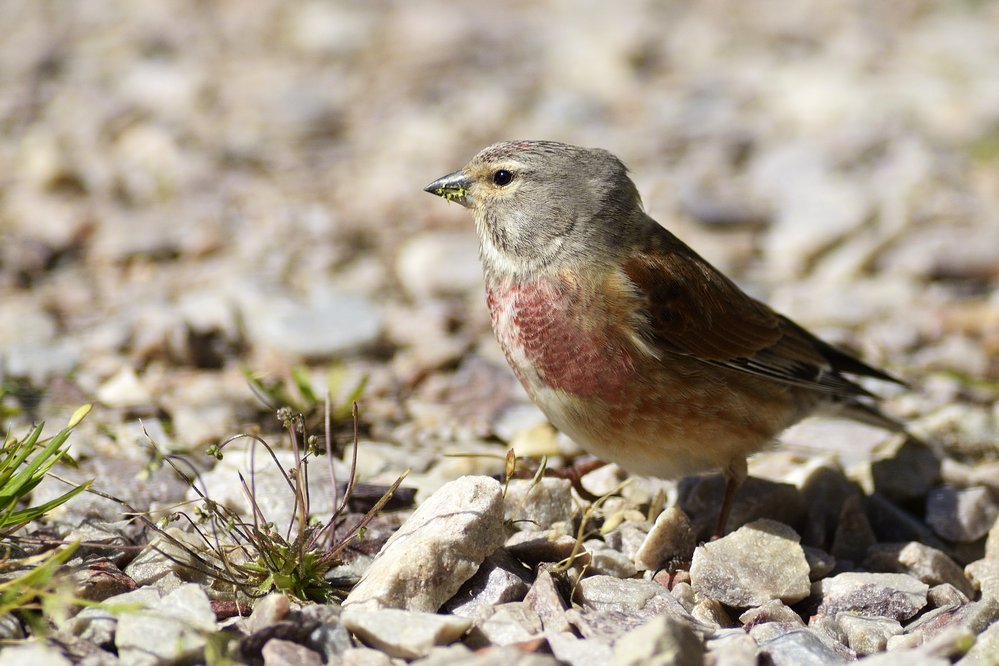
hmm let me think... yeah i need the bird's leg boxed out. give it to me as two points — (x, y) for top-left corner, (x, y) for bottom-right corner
(713, 458), (748, 539)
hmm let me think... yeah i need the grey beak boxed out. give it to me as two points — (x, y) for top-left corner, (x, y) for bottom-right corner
(424, 170), (473, 207)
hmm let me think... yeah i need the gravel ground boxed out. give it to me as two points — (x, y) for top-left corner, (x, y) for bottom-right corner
(1, 1), (997, 664)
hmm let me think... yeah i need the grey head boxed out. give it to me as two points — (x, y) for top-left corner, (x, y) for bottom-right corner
(424, 140), (645, 279)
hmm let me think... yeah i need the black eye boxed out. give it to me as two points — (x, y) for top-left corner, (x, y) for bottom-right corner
(492, 169), (514, 186)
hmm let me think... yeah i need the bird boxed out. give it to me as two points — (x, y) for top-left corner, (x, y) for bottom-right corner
(424, 140), (906, 536)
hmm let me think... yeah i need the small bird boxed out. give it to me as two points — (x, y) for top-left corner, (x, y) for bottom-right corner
(424, 140), (905, 535)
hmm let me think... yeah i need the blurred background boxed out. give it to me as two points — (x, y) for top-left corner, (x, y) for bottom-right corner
(1, 1), (997, 487)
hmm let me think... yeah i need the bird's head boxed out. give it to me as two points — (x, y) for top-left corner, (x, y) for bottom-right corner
(424, 140), (644, 278)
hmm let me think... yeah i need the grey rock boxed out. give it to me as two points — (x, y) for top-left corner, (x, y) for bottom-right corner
(800, 464), (858, 550)
(247, 593), (292, 633)
(691, 598), (733, 628)
(634, 506), (697, 571)
(443, 550), (532, 618)
(831, 493), (878, 564)
(857, 650), (948, 665)
(604, 521), (652, 564)
(966, 558), (999, 598)
(868, 438), (941, 502)
(987, 518), (999, 559)
(503, 478), (575, 530)
(865, 542), (975, 598)
(466, 601), (542, 647)
(802, 546), (836, 580)
(339, 647), (394, 666)
(62, 587), (161, 647)
(815, 572), (929, 620)
(524, 567), (569, 633)
(0, 614), (24, 641)
(341, 607), (471, 660)
(904, 598), (999, 644)
(928, 583), (971, 608)
(344, 476), (505, 611)
(670, 582), (696, 612)
(413, 644), (559, 665)
(704, 630), (760, 666)
(837, 614), (903, 655)
(958, 618), (999, 665)
(545, 630), (614, 666)
(738, 600), (804, 628)
(690, 519), (811, 607)
(573, 575), (698, 626)
(115, 583), (216, 666)
(758, 627), (852, 665)
(926, 486), (999, 543)
(0, 642), (73, 666)
(611, 614), (704, 666)
(242, 288), (381, 358)
(395, 231), (483, 299)
(262, 639), (323, 666)
(583, 539), (639, 578)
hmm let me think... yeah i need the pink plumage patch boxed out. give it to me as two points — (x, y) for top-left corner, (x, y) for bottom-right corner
(486, 277), (636, 400)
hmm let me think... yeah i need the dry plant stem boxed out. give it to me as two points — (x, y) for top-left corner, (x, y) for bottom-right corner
(324, 391), (338, 546)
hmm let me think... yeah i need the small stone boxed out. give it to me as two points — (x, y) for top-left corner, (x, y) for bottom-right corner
(704, 630), (760, 666)
(573, 576), (697, 625)
(242, 289), (381, 358)
(670, 582), (696, 613)
(926, 486), (999, 543)
(524, 567), (570, 633)
(864, 542), (975, 598)
(339, 647), (393, 666)
(443, 550), (532, 617)
(503, 478), (575, 530)
(344, 476), (505, 611)
(262, 639), (323, 666)
(584, 540), (639, 578)
(395, 231), (483, 299)
(96, 366), (152, 408)
(739, 600), (804, 628)
(611, 614), (704, 666)
(927, 583), (970, 608)
(0, 642), (73, 666)
(831, 493), (878, 564)
(867, 438), (941, 502)
(815, 572), (929, 621)
(966, 558), (999, 599)
(546, 631), (614, 666)
(691, 598), (732, 628)
(466, 601), (542, 647)
(690, 519), (811, 607)
(802, 546), (836, 580)
(341, 607), (471, 660)
(904, 599), (999, 643)
(758, 628), (852, 665)
(115, 584), (217, 666)
(799, 464), (858, 549)
(958, 619), (999, 665)
(837, 615), (903, 656)
(857, 650), (948, 665)
(248, 593), (292, 633)
(634, 506), (696, 571)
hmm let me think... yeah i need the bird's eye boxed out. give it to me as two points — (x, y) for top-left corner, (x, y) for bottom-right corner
(492, 169), (514, 186)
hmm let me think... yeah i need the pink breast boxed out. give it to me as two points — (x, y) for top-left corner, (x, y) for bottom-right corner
(486, 278), (636, 400)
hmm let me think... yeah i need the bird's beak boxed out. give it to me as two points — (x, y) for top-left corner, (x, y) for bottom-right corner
(424, 170), (473, 208)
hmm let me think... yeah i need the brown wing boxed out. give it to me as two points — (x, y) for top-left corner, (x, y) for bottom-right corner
(622, 231), (902, 398)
